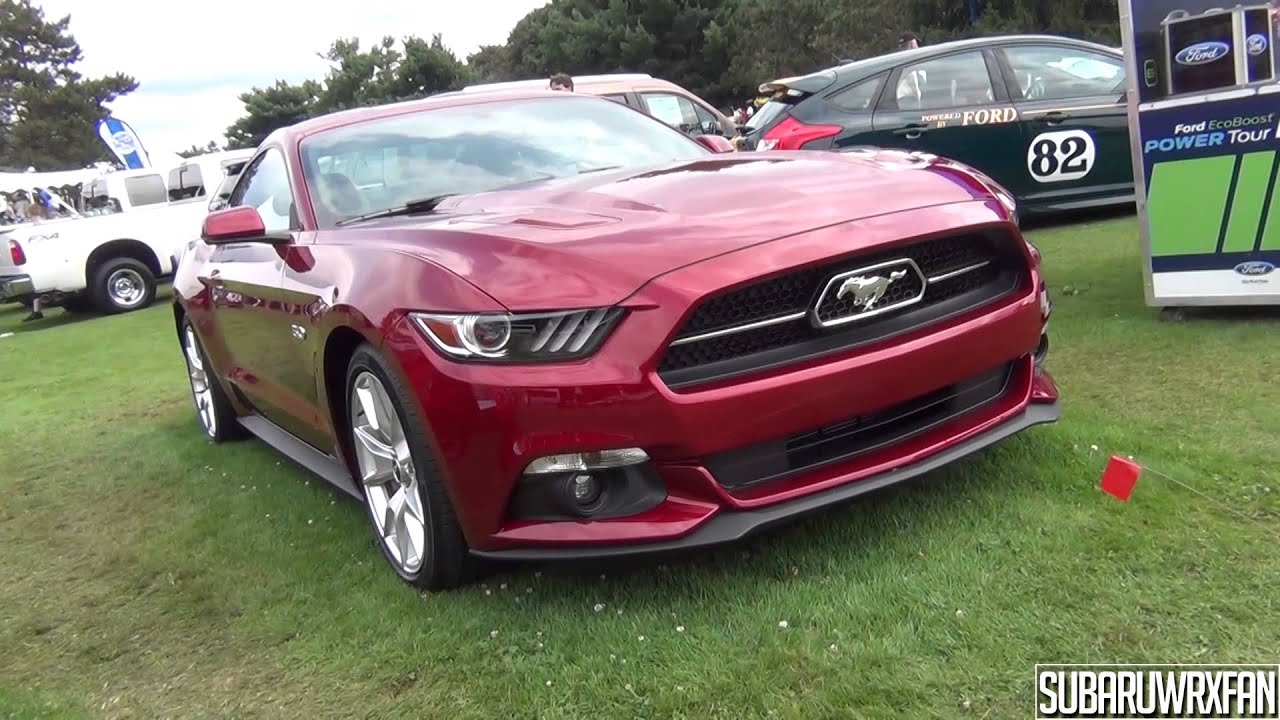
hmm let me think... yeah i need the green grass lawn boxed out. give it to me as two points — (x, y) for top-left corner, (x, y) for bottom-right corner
(1, 215), (1277, 719)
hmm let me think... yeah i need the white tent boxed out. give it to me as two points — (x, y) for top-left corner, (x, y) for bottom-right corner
(0, 167), (106, 194)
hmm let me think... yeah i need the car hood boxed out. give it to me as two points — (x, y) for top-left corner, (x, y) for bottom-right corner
(339, 151), (990, 310)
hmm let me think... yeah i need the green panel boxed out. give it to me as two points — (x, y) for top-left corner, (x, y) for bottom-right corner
(1147, 155), (1236, 256)
(1262, 168), (1280, 251)
(1222, 152), (1275, 253)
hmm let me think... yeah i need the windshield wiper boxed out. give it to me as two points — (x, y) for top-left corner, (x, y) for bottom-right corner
(336, 194), (456, 227)
(577, 165), (621, 175)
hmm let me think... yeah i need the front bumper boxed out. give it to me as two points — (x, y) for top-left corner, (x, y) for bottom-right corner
(472, 395), (1061, 561)
(379, 202), (1056, 558)
(0, 274), (34, 303)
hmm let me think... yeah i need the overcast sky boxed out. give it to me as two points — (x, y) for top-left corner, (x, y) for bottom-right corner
(37, 0), (549, 155)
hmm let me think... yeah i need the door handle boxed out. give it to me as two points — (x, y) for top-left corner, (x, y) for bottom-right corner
(893, 125), (928, 140)
(1038, 111), (1070, 126)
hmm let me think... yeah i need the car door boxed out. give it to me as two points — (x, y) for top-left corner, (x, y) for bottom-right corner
(202, 147), (310, 438)
(860, 49), (1027, 194)
(995, 43), (1133, 208)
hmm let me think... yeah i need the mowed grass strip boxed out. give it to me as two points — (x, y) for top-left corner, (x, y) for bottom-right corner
(0, 216), (1277, 719)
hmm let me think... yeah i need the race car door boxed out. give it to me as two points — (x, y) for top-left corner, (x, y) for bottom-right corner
(863, 48), (1027, 193)
(995, 43), (1133, 208)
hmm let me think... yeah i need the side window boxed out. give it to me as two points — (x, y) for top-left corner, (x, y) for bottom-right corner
(602, 93), (630, 105)
(895, 51), (994, 111)
(641, 93), (704, 135)
(123, 174), (167, 207)
(688, 100), (723, 135)
(167, 164), (205, 201)
(828, 75), (884, 112)
(229, 149), (295, 233)
(1002, 46), (1126, 101)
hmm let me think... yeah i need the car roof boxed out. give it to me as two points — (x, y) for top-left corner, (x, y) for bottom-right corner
(463, 74), (717, 106)
(462, 73), (655, 93)
(266, 90), (596, 147)
(763, 34), (1123, 91)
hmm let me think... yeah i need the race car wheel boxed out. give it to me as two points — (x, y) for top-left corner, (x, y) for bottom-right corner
(346, 344), (475, 590)
(181, 319), (244, 442)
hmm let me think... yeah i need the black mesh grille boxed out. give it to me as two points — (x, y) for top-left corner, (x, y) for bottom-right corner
(704, 362), (1016, 491)
(658, 232), (1024, 388)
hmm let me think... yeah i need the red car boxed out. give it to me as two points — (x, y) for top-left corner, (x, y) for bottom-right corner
(175, 90), (1059, 589)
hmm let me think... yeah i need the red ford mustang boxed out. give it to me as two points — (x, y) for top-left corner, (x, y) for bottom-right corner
(174, 90), (1060, 589)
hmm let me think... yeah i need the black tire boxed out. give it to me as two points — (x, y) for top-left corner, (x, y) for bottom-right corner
(346, 344), (476, 590)
(61, 294), (95, 314)
(180, 318), (245, 443)
(91, 257), (156, 314)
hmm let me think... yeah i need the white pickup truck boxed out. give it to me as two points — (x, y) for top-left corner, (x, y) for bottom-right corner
(0, 149), (253, 316)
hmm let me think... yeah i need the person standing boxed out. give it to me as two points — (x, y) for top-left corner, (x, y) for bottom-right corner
(897, 32), (926, 108)
(549, 73), (574, 92)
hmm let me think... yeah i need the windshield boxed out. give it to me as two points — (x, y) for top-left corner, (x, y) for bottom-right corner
(300, 95), (708, 227)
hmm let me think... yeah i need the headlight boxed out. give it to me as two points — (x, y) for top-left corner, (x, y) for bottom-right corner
(408, 308), (623, 362)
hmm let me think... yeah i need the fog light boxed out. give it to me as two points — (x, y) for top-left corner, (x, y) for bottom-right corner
(524, 448), (649, 475)
(569, 473), (602, 506)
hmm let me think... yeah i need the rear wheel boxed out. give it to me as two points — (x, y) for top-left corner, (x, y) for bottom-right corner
(346, 345), (474, 589)
(91, 257), (156, 314)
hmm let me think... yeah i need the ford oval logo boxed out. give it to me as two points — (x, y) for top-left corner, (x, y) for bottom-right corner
(1234, 260), (1276, 276)
(1176, 41), (1231, 66)
(1247, 33), (1269, 56)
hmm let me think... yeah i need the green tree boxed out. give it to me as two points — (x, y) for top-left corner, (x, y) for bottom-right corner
(466, 44), (511, 83)
(227, 35), (470, 148)
(178, 140), (222, 158)
(225, 79), (322, 149)
(0, 0), (137, 170)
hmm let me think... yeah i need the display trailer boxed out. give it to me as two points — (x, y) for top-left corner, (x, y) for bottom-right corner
(1120, 0), (1280, 306)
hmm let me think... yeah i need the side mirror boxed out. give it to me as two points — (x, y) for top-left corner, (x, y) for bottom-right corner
(201, 206), (283, 244)
(694, 134), (735, 153)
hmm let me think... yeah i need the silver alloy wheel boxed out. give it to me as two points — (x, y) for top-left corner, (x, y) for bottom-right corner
(107, 268), (147, 308)
(183, 327), (216, 437)
(350, 371), (426, 575)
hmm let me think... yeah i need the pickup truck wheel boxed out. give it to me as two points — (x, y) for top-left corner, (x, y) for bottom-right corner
(92, 257), (156, 314)
(181, 319), (245, 442)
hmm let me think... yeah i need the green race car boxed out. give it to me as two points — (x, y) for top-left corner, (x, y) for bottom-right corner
(745, 35), (1135, 216)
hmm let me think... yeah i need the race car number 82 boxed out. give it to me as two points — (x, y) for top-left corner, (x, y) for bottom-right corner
(1027, 129), (1095, 183)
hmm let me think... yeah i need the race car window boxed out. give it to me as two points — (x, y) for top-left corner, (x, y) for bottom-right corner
(827, 74), (884, 112)
(1002, 46), (1125, 101)
(895, 51), (994, 111)
(229, 149), (295, 233)
(299, 96), (705, 228)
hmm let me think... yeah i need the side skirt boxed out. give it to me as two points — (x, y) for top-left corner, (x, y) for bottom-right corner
(238, 414), (362, 500)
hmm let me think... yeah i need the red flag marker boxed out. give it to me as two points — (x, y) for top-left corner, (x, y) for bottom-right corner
(1100, 455), (1142, 502)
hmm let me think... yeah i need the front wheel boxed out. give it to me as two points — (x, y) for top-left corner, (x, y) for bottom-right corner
(91, 257), (156, 314)
(180, 319), (244, 442)
(346, 345), (475, 589)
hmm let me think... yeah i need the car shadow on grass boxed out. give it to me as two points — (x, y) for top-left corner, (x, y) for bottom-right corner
(0, 288), (174, 336)
(1020, 204), (1136, 232)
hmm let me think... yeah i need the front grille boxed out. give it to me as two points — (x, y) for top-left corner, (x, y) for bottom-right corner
(703, 362), (1016, 492)
(658, 231), (1025, 389)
